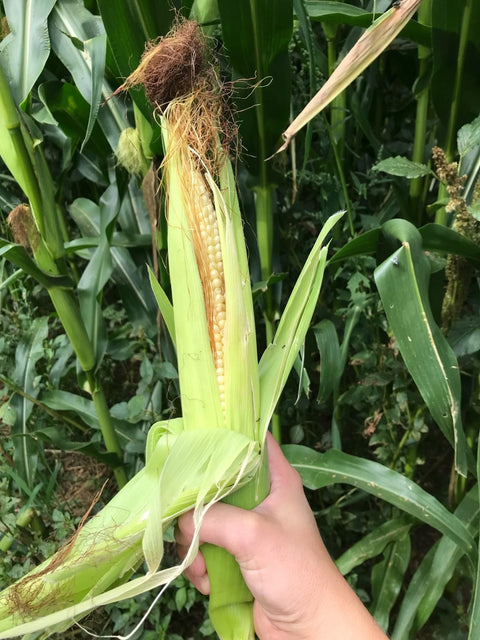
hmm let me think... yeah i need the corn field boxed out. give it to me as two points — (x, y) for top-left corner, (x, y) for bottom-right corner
(0, 1), (479, 638)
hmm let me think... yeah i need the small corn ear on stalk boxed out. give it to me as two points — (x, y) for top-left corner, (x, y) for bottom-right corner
(0, 19), (342, 639)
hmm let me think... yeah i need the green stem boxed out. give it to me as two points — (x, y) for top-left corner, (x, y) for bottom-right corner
(89, 378), (127, 488)
(445, 0), (473, 161)
(436, 0), (473, 225)
(0, 508), (36, 553)
(254, 185), (274, 333)
(409, 0), (432, 224)
(324, 22), (345, 164)
(248, 0), (277, 344)
(0, 66), (46, 239)
(0, 373), (88, 433)
(324, 114), (354, 236)
(0, 65), (126, 488)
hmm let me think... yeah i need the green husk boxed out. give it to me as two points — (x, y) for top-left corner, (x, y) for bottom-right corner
(0, 18), (342, 638)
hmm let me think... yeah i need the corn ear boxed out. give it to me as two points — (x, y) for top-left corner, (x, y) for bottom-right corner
(0, 82), (342, 640)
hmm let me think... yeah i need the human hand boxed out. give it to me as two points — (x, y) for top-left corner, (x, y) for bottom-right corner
(176, 432), (388, 640)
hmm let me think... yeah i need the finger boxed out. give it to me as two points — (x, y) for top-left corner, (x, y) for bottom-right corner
(175, 511), (195, 546)
(184, 567), (210, 595)
(263, 431), (304, 499)
(184, 546), (207, 578)
(191, 501), (262, 562)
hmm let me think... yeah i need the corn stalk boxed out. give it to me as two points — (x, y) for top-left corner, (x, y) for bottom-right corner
(0, 60), (127, 489)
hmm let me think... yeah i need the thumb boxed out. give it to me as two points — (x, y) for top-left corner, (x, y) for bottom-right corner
(198, 501), (262, 563)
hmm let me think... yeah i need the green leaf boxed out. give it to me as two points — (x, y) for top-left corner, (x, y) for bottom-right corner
(457, 114), (480, 158)
(37, 81), (110, 157)
(49, 1), (106, 150)
(303, 1), (370, 23)
(77, 234), (112, 367)
(258, 212), (343, 436)
(392, 486), (479, 639)
(218, 0), (292, 77)
(374, 223), (469, 476)
(69, 195), (156, 326)
(49, 0), (122, 151)
(97, 0), (173, 155)
(303, 1), (430, 45)
(218, 0), (293, 175)
(35, 427), (120, 467)
(98, 0), (176, 77)
(419, 223), (480, 265)
(0, 238), (72, 288)
(283, 444), (476, 566)
(372, 156), (431, 179)
(0, 0), (56, 104)
(448, 315), (480, 358)
(11, 316), (49, 489)
(313, 319), (341, 403)
(329, 227), (381, 263)
(40, 389), (131, 448)
(148, 266), (176, 346)
(371, 533), (411, 631)
(336, 517), (413, 576)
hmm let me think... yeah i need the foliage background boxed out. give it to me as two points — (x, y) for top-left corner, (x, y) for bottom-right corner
(0, 0), (479, 638)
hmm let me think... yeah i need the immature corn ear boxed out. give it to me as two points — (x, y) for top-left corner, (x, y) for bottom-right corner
(159, 93), (266, 640)
(115, 127), (149, 177)
(0, 18), (343, 640)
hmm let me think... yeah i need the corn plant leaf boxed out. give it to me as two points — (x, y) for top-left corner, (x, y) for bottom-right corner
(148, 266), (176, 346)
(0, 0), (56, 105)
(258, 212), (343, 437)
(278, 0), (423, 152)
(40, 389), (131, 451)
(77, 234), (111, 367)
(75, 185), (118, 366)
(34, 427), (121, 467)
(190, 0), (220, 30)
(97, 0), (176, 76)
(218, 0), (292, 175)
(10, 316), (49, 489)
(374, 230), (469, 476)
(419, 223), (480, 265)
(37, 80), (110, 157)
(96, 0), (169, 155)
(303, 1), (430, 45)
(336, 517), (413, 576)
(49, 0), (123, 151)
(120, 178), (153, 236)
(313, 319), (341, 404)
(371, 533), (411, 632)
(0, 239), (72, 288)
(284, 444), (477, 566)
(69, 196), (156, 320)
(392, 486), (479, 639)
(330, 222), (480, 266)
